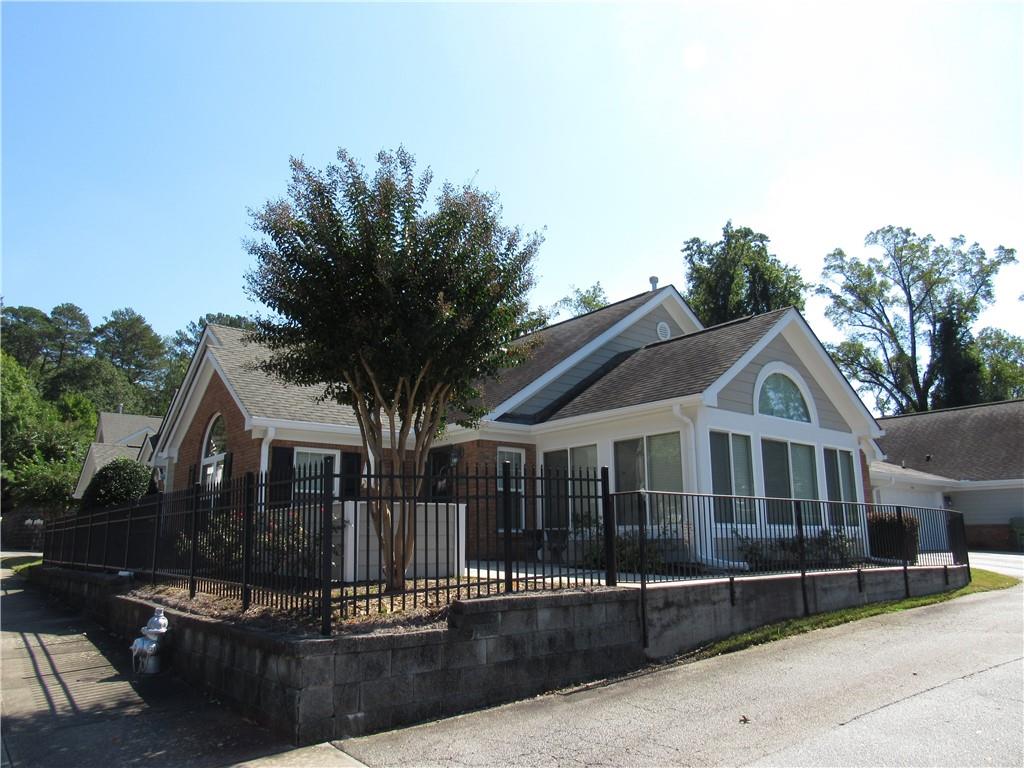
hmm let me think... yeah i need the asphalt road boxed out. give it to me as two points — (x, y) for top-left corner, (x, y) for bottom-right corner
(339, 584), (1024, 767)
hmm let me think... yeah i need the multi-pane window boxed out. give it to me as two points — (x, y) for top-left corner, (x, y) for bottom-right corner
(709, 432), (755, 524)
(542, 444), (598, 529)
(758, 373), (811, 422)
(201, 415), (228, 488)
(613, 433), (683, 525)
(294, 448), (340, 495)
(824, 448), (859, 526)
(761, 438), (819, 525)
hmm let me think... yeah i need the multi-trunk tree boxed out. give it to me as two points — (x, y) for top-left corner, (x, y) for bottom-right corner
(245, 147), (542, 591)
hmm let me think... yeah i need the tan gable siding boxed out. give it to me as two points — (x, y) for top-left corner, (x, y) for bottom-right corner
(511, 305), (683, 418)
(716, 334), (853, 432)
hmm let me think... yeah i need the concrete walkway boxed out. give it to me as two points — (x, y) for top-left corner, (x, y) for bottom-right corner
(0, 554), (363, 768)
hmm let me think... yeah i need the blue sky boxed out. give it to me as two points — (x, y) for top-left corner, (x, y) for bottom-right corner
(3, 2), (1022, 342)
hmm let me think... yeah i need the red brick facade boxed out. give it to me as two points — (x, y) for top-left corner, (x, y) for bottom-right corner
(859, 449), (874, 503)
(966, 524), (1014, 551)
(171, 372), (261, 491)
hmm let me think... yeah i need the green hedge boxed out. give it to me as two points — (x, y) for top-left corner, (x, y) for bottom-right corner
(866, 512), (920, 564)
(80, 457), (152, 513)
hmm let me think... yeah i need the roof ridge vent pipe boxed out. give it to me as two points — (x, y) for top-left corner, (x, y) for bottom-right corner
(649, 276), (659, 291)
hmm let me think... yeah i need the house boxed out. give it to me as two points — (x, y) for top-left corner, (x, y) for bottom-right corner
(871, 400), (1024, 550)
(73, 411), (163, 499)
(147, 283), (888, 566)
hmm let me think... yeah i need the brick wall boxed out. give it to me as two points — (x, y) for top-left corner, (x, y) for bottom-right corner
(172, 372), (261, 491)
(859, 449), (873, 502)
(966, 524), (1013, 551)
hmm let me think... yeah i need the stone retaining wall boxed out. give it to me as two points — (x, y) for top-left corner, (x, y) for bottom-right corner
(31, 563), (969, 745)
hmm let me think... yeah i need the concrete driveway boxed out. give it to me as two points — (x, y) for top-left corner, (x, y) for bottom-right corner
(340, 584), (1024, 767)
(969, 551), (1024, 580)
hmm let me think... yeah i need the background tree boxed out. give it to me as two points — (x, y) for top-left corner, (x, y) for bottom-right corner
(246, 147), (541, 590)
(1, 304), (54, 371)
(929, 302), (983, 409)
(554, 282), (608, 318)
(975, 328), (1024, 401)
(93, 308), (167, 387)
(819, 226), (1016, 414)
(682, 221), (807, 326)
(44, 303), (93, 373)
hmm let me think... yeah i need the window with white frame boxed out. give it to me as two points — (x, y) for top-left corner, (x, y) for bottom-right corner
(293, 447), (341, 496)
(201, 415), (228, 488)
(761, 438), (819, 525)
(709, 431), (756, 524)
(758, 372), (812, 422)
(824, 448), (859, 526)
(496, 447), (525, 530)
(542, 444), (598, 529)
(613, 433), (683, 525)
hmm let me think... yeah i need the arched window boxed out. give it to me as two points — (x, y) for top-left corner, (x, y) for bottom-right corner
(201, 414), (229, 487)
(758, 373), (811, 422)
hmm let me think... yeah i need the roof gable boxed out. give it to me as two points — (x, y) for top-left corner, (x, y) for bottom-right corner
(96, 412), (162, 446)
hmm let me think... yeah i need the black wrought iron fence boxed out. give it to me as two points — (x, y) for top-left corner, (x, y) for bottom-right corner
(42, 459), (970, 635)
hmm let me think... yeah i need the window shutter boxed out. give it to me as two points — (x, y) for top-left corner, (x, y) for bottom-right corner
(270, 446), (294, 508)
(341, 452), (361, 499)
(187, 463), (196, 487)
(222, 451), (233, 482)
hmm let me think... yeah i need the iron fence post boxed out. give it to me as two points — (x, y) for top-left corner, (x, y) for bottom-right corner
(102, 509), (111, 571)
(123, 501), (134, 571)
(151, 492), (164, 584)
(896, 505), (910, 598)
(320, 456), (334, 636)
(601, 466), (617, 586)
(84, 512), (94, 570)
(189, 482), (201, 598)
(795, 501), (809, 616)
(242, 472), (255, 611)
(638, 490), (649, 649)
(502, 461), (513, 593)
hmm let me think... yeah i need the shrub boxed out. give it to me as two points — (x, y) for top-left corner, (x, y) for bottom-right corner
(734, 528), (856, 572)
(582, 533), (664, 575)
(80, 457), (152, 513)
(867, 512), (920, 563)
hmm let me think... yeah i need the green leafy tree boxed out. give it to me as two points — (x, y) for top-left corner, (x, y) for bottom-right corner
(42, 356), (147, 414)
(246, 147), (541, 590)
(1, 351), (48, 468)
(44, 303), (92, 372)
(80, 457), (152, 512)
(819, 226), (1017, 414)
(93, 308), (167, 387)
(929, 302), (983, 409)
(975, 328), (1024, 401)
(682, 221), (807, 327)
(1, 305), (53, 371)
(554, 282), (608, 318)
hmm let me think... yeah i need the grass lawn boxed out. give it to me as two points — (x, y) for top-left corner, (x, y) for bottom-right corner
(2, 555), (43, 575)
(687, 568), (1020, 661)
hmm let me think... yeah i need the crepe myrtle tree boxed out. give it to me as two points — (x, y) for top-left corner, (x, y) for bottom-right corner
(245, 147), (543, 590)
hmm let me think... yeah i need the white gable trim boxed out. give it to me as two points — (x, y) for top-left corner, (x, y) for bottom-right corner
(487, 289), (701, 421)
(153, 326), (219, 460)
(702, 309), (882, 438)
(115, 426), (158, 447)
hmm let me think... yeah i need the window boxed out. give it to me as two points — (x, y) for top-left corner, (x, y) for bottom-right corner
(758, 373), (811, 422)
(496, 447), (525, 530)
(427, 447), (455, 501)
(201, 415), (228, 488)
(824, 448), (858, 526)
(293, 447), (341, 496)
(542, 444), (599, 530)
(761, 438), (819, 525)
(710, 432), (755, 524)
(613, 433), (683, 525)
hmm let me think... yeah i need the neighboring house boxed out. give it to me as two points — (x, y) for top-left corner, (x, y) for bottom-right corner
(73, 412), (163, 499)
(871, 400), (1024, 550)
(147, 284), (886, 565)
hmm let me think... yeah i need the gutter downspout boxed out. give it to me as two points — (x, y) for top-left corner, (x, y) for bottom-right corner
(259, 426), (276, 478)
(672, 404), (749, 572)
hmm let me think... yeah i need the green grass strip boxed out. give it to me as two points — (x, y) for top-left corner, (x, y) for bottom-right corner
(687, 568), (1020, 661)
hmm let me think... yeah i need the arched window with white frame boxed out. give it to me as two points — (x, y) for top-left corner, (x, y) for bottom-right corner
(755, 364), (817, 424)
(201, 414), (229, 488)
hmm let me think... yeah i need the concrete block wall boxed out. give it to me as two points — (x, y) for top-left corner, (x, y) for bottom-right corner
(31, 563), (970, 746)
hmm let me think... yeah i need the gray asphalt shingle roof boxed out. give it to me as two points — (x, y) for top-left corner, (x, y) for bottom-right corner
(207, 325), (361, 427)
(547, 308), (789, 421)
(876, 400), (1024, 481)
(477, 289), (671, 411)
(96, 412), (162, 446)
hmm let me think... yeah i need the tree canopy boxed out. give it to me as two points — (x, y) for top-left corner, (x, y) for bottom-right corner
(818, 226), (1017, 414)
(93, 308), (167, 387)
(246, 146), (542, 589)
(553, 282), (608, 319)
(682, 221), (807, 327)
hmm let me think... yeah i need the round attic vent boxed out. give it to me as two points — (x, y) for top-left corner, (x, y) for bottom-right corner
(656, 321), (671, 341)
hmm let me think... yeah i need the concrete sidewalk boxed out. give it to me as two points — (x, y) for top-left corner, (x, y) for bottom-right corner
(0, 556), (363, 768)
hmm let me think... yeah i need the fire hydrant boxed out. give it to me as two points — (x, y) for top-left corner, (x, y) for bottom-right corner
(130, 608), (168, 675)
